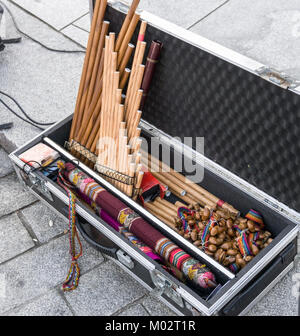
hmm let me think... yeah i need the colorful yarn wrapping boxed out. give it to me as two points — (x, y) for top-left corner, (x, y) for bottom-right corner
(57, 165), (82, 291)
(248, 232), (259, 251)
(229, 263), (239, 274)
(201, 215), (217, 251)
(234, 225), (252, 257)
(177, 207), (193, 234)
(245, 209), (264, 228)
(120, 228), (162, 262)
(62, 163), (218, 291)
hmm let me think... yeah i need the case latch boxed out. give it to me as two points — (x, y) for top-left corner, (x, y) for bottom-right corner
(28, 173), (53, 202)
(116, 249), (134, 269)
(150, 270), (184, 308)
(256, 66), (300, 89)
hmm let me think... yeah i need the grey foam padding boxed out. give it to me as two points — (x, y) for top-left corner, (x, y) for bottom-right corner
(105, 6), (300, 213)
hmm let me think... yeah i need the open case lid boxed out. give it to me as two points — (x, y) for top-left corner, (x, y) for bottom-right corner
(103, 1), (300, 214)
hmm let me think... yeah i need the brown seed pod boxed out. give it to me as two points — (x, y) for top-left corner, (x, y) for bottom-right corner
(193, 240), (201, 247)
(184, 233), (191, 240)
(202, 208), (210, 221)
(226, 256), (236, 264)
(218, 250), (226, 263)
(213, 213), (221, 221)
(197, 222), (205, 230)
(178, 230), (184, 236)
(208, 244), (217, 253)
(219, 219), (226, 227)
(191, 231), (198, 242)
(239, 218), (247, 224)
(221, 242), (232, 250)
(205, 250), (215, 256)
(251, 244), (260, 256)
(209, 237), (218, 245)
(188, 220), (195, 227)
(236, 255), (246, 268)
(267, 238), (273, 244)
(214, 248), (223, 261)
(218, 232), (226, 240)
(210, 226), (219, 236)
(244, 255), (253, 262)
(195, 212), (201, 221)
(216, 237), (224, 245)
(218, 226), (226, 234)
(226, 219), (233, 229)
(227, 249), (238, 256)
(255, 240), (263, 247)
(227, 228), (235, 237)
(247, 220), (256, 232)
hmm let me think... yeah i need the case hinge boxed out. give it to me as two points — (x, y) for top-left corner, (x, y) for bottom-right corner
(256, 66), (300, 89)
(150, 270), (184, 308)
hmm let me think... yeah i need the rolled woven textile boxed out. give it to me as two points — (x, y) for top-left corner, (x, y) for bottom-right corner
(62, 163), (218, 291)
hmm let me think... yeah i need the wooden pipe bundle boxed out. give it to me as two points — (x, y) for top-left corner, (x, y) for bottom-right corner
(69, 0), (141, 161)
(140, 150), (239, 216)
(96, 20), (148, 196)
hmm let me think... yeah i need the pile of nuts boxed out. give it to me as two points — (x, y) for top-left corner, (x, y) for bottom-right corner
(175, 204), (273, 272)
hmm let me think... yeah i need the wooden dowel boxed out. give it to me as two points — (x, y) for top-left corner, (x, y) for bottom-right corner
(69, 0), (106, 141)
(133, 170), (144, 201)
(119, 43), (135, 76)
(152, 198), (178, 218)
(74, 0), (108, 138)
(145, 202), (177, 231)
(118, 13), (140, 66)
(115, 0), (140, 52)
(155, 197), (179, 213)
(120, 68), (131, 90)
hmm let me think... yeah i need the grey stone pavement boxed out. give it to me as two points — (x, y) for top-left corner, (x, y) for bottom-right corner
(0, 0), (299, 316)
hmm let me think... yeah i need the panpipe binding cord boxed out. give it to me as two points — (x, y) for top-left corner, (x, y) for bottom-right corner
(57, 160), (83, 291)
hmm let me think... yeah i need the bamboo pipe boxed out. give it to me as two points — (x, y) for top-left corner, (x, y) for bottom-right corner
(83, 20), (109, 120)
(118, 13), (140, 66)
(119, 43), (135, 76)
(115, 0), (140, 52)
(145, 202), (177, 231)
(150, 171), (186, 197)
(73, 0), (108, 138)
(152, 198), (178, 218)
(69, 0), (105, 141)
(120, 68), (131, 90)
(175, 200), (187, 208)
(155, 197), (179, 213)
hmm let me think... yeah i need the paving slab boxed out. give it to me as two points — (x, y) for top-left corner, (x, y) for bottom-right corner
(10, 0), (89, 31)
(4, 289), (73, 316)
(118, 304), (149, 316)
(247, 258), (300, 316)
(141, 295), (177, 316)
(0, 173), (37, 217)
(190, 0), (300, 79)
(0, 0), (84, 150)
(0, 147), (14, 177)
(0, 213), (34, 264)
(138, 0), (228, 29)
(73, 13), (90, 32)
(61, 24), (89, 48)
(0, 234), (104, 313)
(21, 202), (68, 244)
(64, 260), (147, 316)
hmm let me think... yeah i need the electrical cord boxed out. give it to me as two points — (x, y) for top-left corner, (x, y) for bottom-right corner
(0, 90), (55, 126)
(0, 97), (45, 130)
(0, 0), (86, 54)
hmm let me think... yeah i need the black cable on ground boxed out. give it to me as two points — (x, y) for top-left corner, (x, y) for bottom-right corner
(0, 90), (55, 126)
(0, 0), (86, 54)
